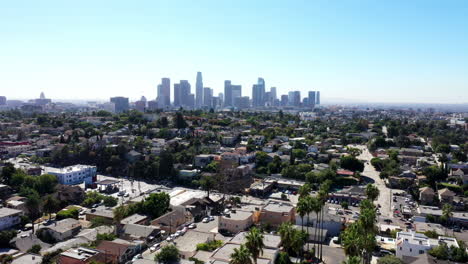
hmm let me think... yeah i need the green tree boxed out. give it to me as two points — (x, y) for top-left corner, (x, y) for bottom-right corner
(42, 195), (60, 220)
(340, 155), (364, 172)
(199, 174), (216, 198)
(230, 244), (252, 264)
(441, 204), (453, 225)
(245, 227), (264, 264)
(27, 244), (42, 254)
(174, 112), (187, 129)
(25, 192), (41, 233)
(155, 244), (180, 264)
(365, 184), (380, 202)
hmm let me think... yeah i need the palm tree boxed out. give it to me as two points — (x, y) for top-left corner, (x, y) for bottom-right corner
(296, 197), (308, 233)
(113, 205), (127, 235)
(342, 256), (362, 264)
(442, 204), (453, 225)
(278, 222), (295, 254)
(245, 227), (264, 264)
(275, 252), (292, 264)
(199, 174), (215, 198)
(309, 196), (321, 256)
(230, 244), (253, 264)
(317, 189), (328, 261)
(341, 223), (362, 257)
(298, 183), (311, 199)
(365, 184), (380, 202)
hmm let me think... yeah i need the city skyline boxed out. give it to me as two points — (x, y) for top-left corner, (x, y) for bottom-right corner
(1, 1), (468, 103)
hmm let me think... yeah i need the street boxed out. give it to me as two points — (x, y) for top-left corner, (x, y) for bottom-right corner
(354, 145), (393, 218)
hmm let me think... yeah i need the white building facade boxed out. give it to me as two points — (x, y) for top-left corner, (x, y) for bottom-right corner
(0, 208), (22, 231)
(396, 231), (459, 258)
(44, 165), (97, 185)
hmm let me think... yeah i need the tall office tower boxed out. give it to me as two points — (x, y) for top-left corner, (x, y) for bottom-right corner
(288, 91), (301, 107)
(135, 98), (146, 112)
(0, 96), (6, 105)
(157, 78), (170, 108)
(231, 84), (242, 106)
(180, 80), (191, 107)
(203, 87), (213, 107)
(316, 91), (320, 105)
(110, 97), (129, 113)
(280, 95), (289, 106)
(40, 92), (45, 99)
(218, 92), (224, 107)
(224, 80), (232, 107)
(187, 94), (195, 108)
(196, 72), (203, 108)
(264, 91), (271, 106)
(308, 91), (316, 108)
(270, 87), (277, 103)
(252, 77), (265, 107)
(174, 83), (181, 107)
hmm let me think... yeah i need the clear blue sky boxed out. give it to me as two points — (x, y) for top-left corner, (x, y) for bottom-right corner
(1, 0), (467, 103)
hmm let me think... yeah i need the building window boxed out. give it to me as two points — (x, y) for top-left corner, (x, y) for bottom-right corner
(410, 249), (412, 252)
(419, 250), (424, 254)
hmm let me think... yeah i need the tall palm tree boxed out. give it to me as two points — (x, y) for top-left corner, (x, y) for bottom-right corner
(442, 204), (453, 225)
(318, 183), (330, 262)
(296, 197), (308, 233)
(230, 244), (253, 264)
(303, 196), (315, 252)
(113, 205), (128, 235)
(245, 227), (264, 264)
(298, 183), (311, 199)
(278, 222), (295, 255)
(309, 196), (321, 256)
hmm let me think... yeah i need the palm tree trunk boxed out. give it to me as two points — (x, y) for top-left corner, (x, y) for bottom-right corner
(320, 208), (324, 261)
(306, 213), (310, 252)
(314, 213), (318, 257)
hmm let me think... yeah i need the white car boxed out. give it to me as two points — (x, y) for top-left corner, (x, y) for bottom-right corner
(188, 223), (196, 229)
(202, 217), (209, 223)
(166, 237), (173, 242)
(209, 216), (215, 221)
(150, 243), (160, 252)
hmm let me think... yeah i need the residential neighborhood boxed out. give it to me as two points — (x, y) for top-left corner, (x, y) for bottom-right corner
(0, 107), (466, 264)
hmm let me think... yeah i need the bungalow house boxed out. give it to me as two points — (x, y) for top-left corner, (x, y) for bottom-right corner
(438, 188), (455, 204)
(419, 187), (435, 205)
(96, 240), (139, 264)
(38, 218), (81, 242)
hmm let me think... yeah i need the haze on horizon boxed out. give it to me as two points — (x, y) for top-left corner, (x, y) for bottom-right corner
(1, 0), (467, 104)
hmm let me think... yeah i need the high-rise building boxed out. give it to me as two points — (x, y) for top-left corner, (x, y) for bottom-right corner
(147, 100), (158, 111)
(252, 77), (265, 107)
(196, 72), (203, 108)
(280, 95), (289, 106)
(174, 83), (181, 107)
(218, 92), (224, 107)
(308, 91), (316, 108)
(203, 87), (213, 108)
(180, 80), (191, 107)
(157, 78), (170, 108)
(0, 96), (6, 105)
(270, 87), (277, 105)
(288, 91), (301, 107)
(110, 97), (129, 113)
(234, 96), (250, 109)
(316, 91), (320, 105)
(224, 81), (242, 107)
(224, 80), (232, 107)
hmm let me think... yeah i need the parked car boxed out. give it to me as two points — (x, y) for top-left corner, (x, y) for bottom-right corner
(202, 217), (209, 223)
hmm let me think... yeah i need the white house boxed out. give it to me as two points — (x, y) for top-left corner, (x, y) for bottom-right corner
(44, 165), (97, 185)
(395, 231), (459, 259)
(0, 207), (22, 231)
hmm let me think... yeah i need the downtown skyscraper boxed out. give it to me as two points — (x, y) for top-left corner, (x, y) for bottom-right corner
(224, 80), (242, 107)
(195, 72), (203, 108)
(157, 78), (170, 108)
(252, 77), (265, 107)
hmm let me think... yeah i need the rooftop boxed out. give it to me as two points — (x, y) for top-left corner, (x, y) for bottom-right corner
(0, 207), (22, 218)
(262, 201), (294, 213)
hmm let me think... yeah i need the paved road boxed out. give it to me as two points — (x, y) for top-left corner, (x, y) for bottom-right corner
(353, 145), (393, 218)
